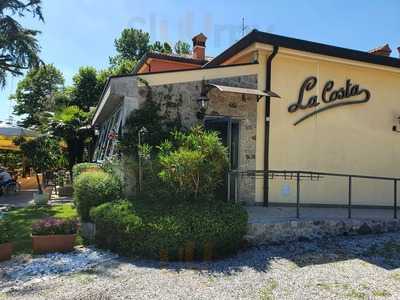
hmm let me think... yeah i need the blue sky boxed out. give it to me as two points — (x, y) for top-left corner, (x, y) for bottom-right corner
(1, 0), (399, 122)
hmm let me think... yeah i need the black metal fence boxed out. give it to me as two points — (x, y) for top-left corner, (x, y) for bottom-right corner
(229, 170), (400, 219)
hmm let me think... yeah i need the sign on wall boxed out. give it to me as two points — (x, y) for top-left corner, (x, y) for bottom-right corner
(288, 76), (371, 126)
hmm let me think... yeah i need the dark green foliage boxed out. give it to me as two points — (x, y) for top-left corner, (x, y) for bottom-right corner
(91, 199), (248, 260)
(174, 41), (191, 55)
(73, 171), (122, 222)
(72, 162), (101, 178)
(0, 219), (13, 244)
(119, 99), (180, 157)
(11, 64), (65, 127)
(150, 41), (172, 54)
(16, 136), (62, 193)
(50, 106), (93, 171)
(108, 28), (187, 75)
(70, 66), (103, 111)
(0, 0), (43, 87)
(109, 28), (150, 73)
(111, 28), (150, 62)
(0, 150), (23, 171)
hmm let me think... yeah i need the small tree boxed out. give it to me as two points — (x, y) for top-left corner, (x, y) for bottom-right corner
(50, 105), (92, 173)
(17, 136), (61, 193)
(158, 126), (228, 201)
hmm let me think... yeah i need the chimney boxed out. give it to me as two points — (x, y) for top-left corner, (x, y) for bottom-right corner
(368, 44), (392, 57)
(192, 33), (207, 60)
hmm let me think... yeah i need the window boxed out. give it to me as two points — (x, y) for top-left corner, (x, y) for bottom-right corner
(93, 107), (123, 162)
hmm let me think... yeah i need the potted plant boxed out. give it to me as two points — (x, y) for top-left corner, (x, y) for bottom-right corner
(15, 136), (62, 205)
(0, 220), (13, 262)
(31, 218), (79, 254)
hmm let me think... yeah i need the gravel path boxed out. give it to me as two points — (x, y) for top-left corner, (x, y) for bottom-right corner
(2, 232), (400, 299)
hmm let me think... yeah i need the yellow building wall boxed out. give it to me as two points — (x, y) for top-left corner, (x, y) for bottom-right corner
(265, 53), (400, 206)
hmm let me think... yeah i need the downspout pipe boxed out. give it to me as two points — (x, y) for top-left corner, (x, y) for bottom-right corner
(264, 45), (279, 207)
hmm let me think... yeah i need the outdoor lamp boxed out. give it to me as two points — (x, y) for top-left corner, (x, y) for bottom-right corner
(197, 94), (209, 111)
(196, 80), (210, 120)
(393, 116), (400, 132)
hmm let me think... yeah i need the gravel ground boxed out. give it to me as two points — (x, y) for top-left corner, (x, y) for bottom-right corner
(2, 232), (400, 300)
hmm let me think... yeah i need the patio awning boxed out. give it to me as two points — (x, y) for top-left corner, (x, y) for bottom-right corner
(207, 84), (281, 101)
(0, 122), (38, 151)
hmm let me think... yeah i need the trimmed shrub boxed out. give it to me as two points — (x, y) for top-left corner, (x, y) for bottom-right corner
(90, 199), (248, 260)
(72, 163), (102, 179)
(74, 171), (122, 222)
(0, 219), (12, 244)
(158, 126), (228, 201)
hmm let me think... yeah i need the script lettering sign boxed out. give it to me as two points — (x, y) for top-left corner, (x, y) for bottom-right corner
(288, 76), (371, 125)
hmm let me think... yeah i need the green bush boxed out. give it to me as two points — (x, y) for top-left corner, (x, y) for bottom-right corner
(90, 199), (248, 260)
(158, 126), (228, 201)
(72, 163), (102, 179)
(0, 219), (13, 244)
(74, 171), (122, 222)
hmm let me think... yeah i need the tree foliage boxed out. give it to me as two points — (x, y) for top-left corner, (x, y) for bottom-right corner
(108, 28), (188, 76)
(119, 99), (180, 157)
(11, 64), (64, 127)
(174, 41), (191, 55)
(50, 105), (92, 171)
(149, 41), (172, 54)
(16, 136), (62, 193)
(158, 126), (228, 200)
(0, 0), (43, 87)
(109, 28), (150, 72)
(70, 66), (103, 111)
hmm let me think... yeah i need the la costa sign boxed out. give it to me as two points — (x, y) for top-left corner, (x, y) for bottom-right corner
(288, 76), (371, 125)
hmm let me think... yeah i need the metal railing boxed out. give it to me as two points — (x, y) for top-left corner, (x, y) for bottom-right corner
(229, 170), (400, 219)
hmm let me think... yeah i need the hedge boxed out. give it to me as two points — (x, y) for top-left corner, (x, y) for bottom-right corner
(73, 171), (122, 222)
(90, 199), (248, 260)
(0, 219), (12, 244)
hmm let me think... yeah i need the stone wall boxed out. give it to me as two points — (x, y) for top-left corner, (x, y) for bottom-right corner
(137, 75), (258, 203)
(247, 218), (400, 245)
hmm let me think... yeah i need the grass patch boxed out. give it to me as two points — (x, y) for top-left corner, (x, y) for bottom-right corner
(316, 282), (369, 299)
(346, 289), (367, 299)
(69, 272), (96, 285)
(0, 292), (7, 300)
(3, 203), (78, 253)
(391, 272), (400, 281)
(259, 279), (278, 300)
(372, 289), (391, 297)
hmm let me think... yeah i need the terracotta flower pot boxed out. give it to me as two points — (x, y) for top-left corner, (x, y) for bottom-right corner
(32, 234), (76, 254)
(0, 242), (13, 262)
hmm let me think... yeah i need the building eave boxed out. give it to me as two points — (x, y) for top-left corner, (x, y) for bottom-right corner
(205, 29), (400, 70)
(132, 51), (208, 74)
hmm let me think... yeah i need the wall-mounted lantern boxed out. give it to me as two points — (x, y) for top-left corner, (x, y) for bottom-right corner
(196, 80), (210, 120)
(393, 116), (400, 132)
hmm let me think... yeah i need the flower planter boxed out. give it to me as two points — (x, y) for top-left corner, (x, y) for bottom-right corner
(0, 242), (13, 262)
(32, 234), (76, 254)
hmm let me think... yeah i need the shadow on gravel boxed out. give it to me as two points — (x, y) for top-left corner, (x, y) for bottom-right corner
(110, 232), (400, 274)
(4, 232), (400, 300)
